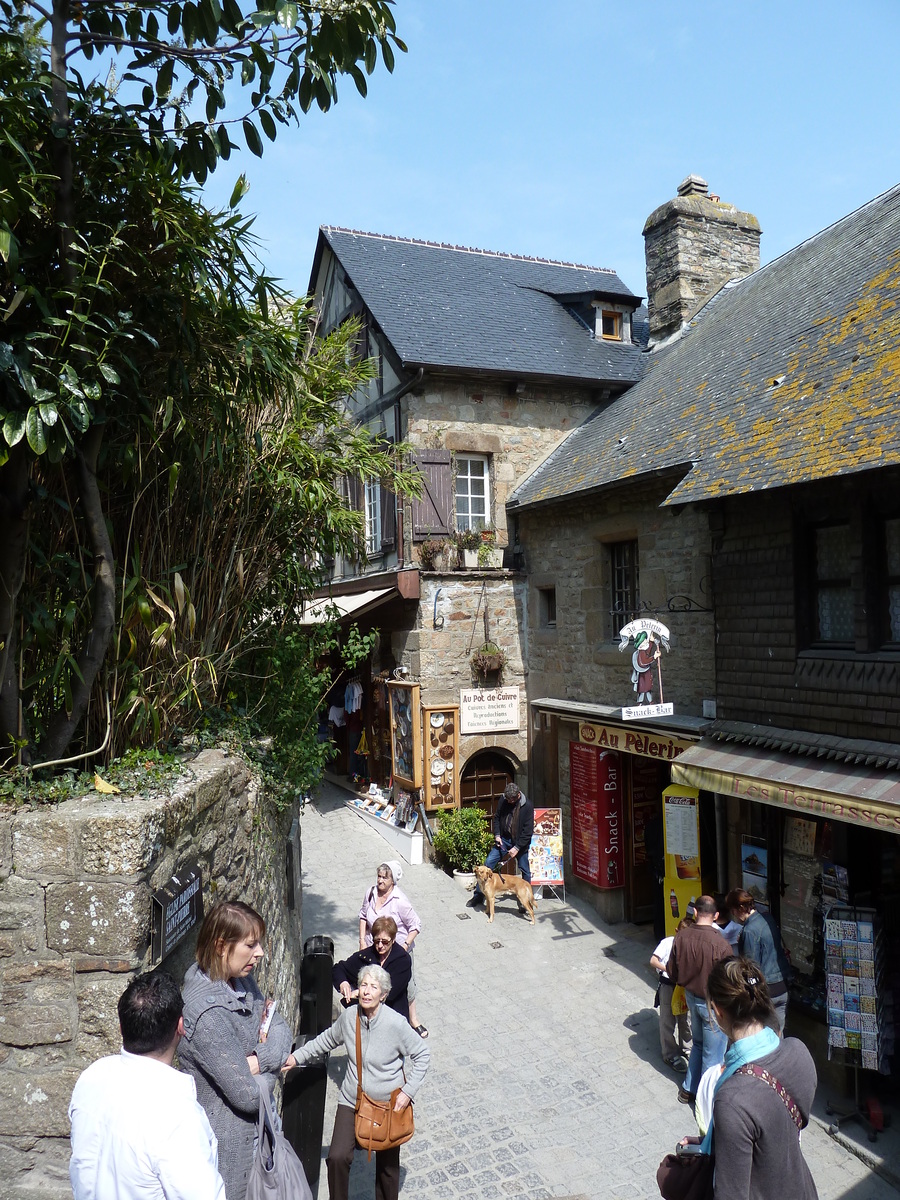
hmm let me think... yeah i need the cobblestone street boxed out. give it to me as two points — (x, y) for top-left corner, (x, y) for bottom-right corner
(299, 783), (898, 1200)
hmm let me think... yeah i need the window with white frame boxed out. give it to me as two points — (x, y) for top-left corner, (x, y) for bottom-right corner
(455, 455), (490, 531)
(364, 478), (382, 556)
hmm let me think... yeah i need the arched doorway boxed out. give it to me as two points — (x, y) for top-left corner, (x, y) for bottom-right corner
(460, 750), (516, 820)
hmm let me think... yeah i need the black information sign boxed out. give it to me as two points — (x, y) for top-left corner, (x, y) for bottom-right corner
(151, 862), (203, 965)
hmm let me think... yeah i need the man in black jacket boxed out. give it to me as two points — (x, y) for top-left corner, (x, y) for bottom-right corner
(467, 783), (535, 908)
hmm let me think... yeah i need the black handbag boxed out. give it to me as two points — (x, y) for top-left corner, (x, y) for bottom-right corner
(657, 1150), (714, 1200)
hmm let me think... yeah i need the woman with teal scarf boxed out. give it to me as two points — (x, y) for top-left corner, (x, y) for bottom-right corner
(689, 957), (818, 1199)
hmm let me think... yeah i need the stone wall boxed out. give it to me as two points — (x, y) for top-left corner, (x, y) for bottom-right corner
(0, 750), (302, 1200)
(406, 376), (599, 550)
(391, 570), (529, 777)
(518, 475), (716, 717)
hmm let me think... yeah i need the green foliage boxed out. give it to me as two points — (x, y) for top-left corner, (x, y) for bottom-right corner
(0, 1), (405, 191)
(432, 805), (494, 873)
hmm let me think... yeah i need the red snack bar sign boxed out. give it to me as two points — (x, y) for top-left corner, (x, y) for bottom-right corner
(570, 743), (622, 890)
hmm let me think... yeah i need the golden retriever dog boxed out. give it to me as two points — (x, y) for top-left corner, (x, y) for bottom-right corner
(473, 864), (537, 924)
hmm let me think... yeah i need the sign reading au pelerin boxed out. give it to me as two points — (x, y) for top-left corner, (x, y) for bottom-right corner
(151, 862), (203, 966)
(460, 686), (520, 734)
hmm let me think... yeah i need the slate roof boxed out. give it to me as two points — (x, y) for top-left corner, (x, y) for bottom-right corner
(314, 228), (646, 387)
(510, 181), (900, 510)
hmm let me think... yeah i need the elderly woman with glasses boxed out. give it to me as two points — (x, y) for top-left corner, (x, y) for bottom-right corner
(292, 963), (429, 1200)
(358, 861), (427, 1037)
(332, 916), (411, 1021)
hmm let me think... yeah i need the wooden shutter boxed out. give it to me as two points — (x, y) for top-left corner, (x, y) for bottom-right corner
(380, 484), (396, 549)
(411, 450), (452, 540)
(347, 474), (363, 512)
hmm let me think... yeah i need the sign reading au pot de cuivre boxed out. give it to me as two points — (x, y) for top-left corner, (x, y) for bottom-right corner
(151, 862), (203, 965)
(460, 686), (520, 734)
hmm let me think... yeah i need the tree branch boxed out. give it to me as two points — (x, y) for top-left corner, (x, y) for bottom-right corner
(41, 425), (117, 761)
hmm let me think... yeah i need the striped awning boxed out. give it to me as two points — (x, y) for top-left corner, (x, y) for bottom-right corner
(671, 739), (900, 834)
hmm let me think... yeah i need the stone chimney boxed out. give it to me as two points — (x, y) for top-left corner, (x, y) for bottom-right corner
(643, 174), (761, 345)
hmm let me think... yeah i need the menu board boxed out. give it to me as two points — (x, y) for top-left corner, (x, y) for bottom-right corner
(422, 705), (458, 810)
(529, 809), (564, 886)
(387, 682), (422, 789)
(571, 743), (601, 885)
(570, 743), (622, 889)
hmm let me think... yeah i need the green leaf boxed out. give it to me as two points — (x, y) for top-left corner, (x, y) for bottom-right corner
(157, 58), (175, 99)
(249, 10), (273, 26)
(365, 39), (376, 75)
(25, 407), (47, 455)
(243, 120), (263, 157)
(383, 40), (395, 73)
(3, 410), (26, 447)
(259, 108), (277, 141)
(38, 403), (59, 427)
(276, 2), (298, 30)
(98, 362), (120, 384)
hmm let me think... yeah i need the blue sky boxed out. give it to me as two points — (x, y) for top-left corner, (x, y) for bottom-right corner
(202, 0), (900, 299)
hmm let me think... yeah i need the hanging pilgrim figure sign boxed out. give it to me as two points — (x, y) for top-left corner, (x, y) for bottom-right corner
(617, 618), (674, 720)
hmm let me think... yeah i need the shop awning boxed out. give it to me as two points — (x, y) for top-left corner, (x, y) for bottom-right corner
(671, 739), (900, 833)
(299, 588), (396, 625)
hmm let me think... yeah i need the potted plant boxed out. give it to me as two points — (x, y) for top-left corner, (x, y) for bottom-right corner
(419, 536), (449, 571)
(477, 529), (503, 568)
(433, 805), (494, 882)
(455, 527), (482, 568)
(471, 642), (507, 681)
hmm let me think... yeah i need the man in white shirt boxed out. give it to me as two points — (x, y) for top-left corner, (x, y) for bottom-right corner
(69, 970), (226, 1200)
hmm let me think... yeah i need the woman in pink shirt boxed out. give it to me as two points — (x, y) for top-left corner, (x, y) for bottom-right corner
(358, 861), (427, 1037)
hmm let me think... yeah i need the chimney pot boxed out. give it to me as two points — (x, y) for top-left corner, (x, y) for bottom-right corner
(677, 174), (709, 197)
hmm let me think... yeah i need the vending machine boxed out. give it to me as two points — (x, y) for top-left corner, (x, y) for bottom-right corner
(662, 784), (712, 935)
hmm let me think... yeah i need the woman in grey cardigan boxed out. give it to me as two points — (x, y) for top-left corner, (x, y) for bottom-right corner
(179, 902), (295, 1200)
(293, 963), (429, 1200)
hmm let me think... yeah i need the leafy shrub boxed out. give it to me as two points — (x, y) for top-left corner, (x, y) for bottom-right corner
(433, 805), (493, 872)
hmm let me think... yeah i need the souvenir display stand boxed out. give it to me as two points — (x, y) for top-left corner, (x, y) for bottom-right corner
(422, 705), (459, 810)
(387, 681), (422, 789)
(824, 905), (892, 1141)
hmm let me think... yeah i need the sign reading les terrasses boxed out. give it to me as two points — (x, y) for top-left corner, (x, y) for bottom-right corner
(460, 686), (520, 734)
(151, 862), (203, 966)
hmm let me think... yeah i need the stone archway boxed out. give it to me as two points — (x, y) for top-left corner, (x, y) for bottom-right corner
(460, 749), (516, 819)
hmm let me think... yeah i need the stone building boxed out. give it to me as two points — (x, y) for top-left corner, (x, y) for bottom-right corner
(305, 229), (646, 812)
(509, 175), (760, 922)
(515, 174), (900, 1101)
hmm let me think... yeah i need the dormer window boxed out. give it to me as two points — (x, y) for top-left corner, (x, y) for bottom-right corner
(590, 300), (632, 344)
(600, 311), (622, 340)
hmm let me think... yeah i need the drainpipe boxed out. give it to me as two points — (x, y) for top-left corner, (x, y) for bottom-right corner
(392, 368), (424, 567)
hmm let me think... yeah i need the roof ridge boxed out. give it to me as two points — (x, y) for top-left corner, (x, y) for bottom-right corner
(321, 225), (618, 275)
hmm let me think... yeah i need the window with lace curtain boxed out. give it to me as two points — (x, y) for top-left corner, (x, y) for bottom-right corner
(812, 523), (853, 643)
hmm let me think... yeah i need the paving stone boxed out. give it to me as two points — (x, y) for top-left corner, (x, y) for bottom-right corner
(304, 783), (900, 1200)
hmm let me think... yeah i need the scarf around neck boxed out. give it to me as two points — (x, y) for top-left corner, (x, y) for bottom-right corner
(700, 1025), (780, 1154)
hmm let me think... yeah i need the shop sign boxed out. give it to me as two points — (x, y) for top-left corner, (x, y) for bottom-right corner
(698, 770), (900, 835)
(460, 686), (520, 734)
(151, 863), (203, 965)
(579, 720), (691, 761)
(618, 618), (673, 719)
(570, 743), (622, 890)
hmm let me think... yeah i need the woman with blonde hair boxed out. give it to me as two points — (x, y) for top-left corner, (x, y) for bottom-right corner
(179, 901), (295, 1200)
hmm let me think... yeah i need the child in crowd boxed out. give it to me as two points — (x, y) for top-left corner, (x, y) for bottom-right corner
(650, 914), (693, 1072)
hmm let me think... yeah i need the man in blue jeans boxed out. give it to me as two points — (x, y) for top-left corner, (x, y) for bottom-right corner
(467, 783), (534, 908)
(666, 894), (733, 1105)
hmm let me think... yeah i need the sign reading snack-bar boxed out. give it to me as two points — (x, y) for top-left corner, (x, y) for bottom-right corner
(460, 687), (520, 734)
(151, 862), (203, 965)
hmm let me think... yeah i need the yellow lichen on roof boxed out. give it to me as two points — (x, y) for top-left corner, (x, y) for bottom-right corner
(667, 249), (900, 504)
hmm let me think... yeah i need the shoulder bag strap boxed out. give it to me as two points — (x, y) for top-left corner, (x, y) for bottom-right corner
(355, 1011), (364, 1110)
(735, 1063), (804, 1131)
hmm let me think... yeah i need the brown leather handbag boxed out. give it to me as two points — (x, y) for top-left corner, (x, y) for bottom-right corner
(354, 1012), (415, 1159)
